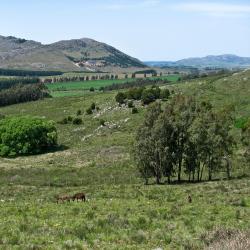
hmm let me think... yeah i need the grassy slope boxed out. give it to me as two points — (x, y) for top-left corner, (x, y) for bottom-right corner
(0, 70), (249, 249)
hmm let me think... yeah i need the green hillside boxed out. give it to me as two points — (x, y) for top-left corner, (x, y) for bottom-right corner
(0, 70), (249, 249)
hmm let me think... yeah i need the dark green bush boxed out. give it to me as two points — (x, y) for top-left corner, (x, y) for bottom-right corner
(115, 92), (126, 104)
(89, 87), (95, 92)
(58, 117), (68, 124)
(76, 110), (82, 116)
(91, 102), (96, 110)
(100, 119), (106, 126)
(128, 101), (134, 108)
(72, 117), (83, 125)
(0, 116), (57, 156)
(67, 116), (73, 122)
(132, 107), (138, 114)
(86, 108), (93, 115)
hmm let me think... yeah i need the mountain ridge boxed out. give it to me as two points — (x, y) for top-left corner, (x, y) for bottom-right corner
(0, 35), (146, 72)
(144, 54), (250, 68)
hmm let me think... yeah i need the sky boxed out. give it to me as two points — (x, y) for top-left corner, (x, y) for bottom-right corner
(0, 0), (250, 61)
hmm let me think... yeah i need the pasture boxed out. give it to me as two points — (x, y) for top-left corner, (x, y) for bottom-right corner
(0, 70), (249, 249)
(46, 75), (180, 97)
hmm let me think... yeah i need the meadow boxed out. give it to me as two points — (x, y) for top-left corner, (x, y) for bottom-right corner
(46, 75), (180, 97)
(0, 70), (249, 249)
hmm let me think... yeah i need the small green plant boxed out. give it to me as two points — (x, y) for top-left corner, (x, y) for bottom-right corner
(89, 87), (95, 92)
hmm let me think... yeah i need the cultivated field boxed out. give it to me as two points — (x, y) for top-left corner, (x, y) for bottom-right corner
(0, 70), (249, 249)
(46, 75), (180, 97)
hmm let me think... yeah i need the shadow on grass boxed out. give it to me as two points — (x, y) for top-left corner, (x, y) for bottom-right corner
(1, 144), (69, 159)
(145, 174), (249, 186)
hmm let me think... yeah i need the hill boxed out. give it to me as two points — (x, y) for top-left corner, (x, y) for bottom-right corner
(0, 35), (146, 72)
(0, 70), (249, 248)
(145, 54), (250, 69)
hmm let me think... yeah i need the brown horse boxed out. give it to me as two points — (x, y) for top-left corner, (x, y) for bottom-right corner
(72, 193), (86, 202)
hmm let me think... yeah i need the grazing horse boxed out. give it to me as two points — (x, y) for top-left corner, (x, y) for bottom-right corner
(72, 193), (86, 202)
(56, 195), (71, 203)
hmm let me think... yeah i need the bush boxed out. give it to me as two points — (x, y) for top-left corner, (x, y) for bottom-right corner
(89, 87), (95, 92)
(141, 89), (156, 105)
(100, 119), (106, 126)
(132, 107), (138, 114)
(67, 116), (73, 122)
(72, 117), (83, 125)
(0, 116), (57, 156)
(91, 102), (96, 110)
(160, 88), (170, 100)
(76, 110), (82, 116)
(86, 108), (93, 115)
(128, 101), (134, 108)
(58, 117), (68, 124)
(115, 92), (126, 104)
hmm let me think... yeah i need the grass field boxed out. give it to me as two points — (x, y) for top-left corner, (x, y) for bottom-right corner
(0, 70), (249, 249)
(46, 75), (180, 97)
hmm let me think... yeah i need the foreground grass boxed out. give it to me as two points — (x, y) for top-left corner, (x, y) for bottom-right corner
(0, 70), (249, 249)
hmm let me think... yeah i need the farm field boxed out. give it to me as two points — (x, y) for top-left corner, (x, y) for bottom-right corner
(0, 70), (249, 249)
(46, 75), (180, 97)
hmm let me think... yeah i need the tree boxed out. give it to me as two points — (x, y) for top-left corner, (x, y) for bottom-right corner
(135, 94), (235, 184)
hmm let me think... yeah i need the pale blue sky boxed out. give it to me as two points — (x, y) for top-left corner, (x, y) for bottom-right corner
(1, 0), (250, 60)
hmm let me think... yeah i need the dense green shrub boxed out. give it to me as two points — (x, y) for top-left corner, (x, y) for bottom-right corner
(91, 103), (96, 110)
(0, 116), (57, 156)
(67, 116), (73, 122)
(58, 117), (68, 124)
(115, 92), (126, 104)
(72, 117), (83, 125)
(128, 101), (134, 108)
(76, 110), (82, 116)
(100, 119), (106, 126)
(89, 87), (95, 92)
(132, 107), (138, 114)
(86, 108), (93, 115)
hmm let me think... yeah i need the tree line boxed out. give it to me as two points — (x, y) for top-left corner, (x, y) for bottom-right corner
(0, 68), (62, 77)
(134, 95), (235, 184)
(0, 77), (39, 90)
(0, 83), (50, 107)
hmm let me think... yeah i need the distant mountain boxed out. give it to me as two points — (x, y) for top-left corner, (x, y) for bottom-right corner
(144, 55), (250, 69)
(0, 35), (146, 72)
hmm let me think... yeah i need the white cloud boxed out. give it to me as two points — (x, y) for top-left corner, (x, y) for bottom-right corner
(173, 2), (250, 17)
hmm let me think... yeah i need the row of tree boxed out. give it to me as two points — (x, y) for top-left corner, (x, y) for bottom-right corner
(0, 84), (50, 107)
(0, 77), (39, 90)
(0, 68), (62, 77)
(134, 95), (235, 184)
